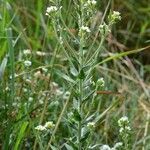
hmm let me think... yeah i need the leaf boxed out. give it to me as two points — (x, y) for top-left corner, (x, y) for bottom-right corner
(73, 109), (82, 122)
(82, 90), (95, 103)
(64, 143), (74, 150)
(70, 66), (78, 77)
(50, 145), (59, 150)
(80, 127), (90, 142)
(0, 55), (8, 80)
(55, 70), (75, 83)
(14, 121), (29, 150)
(94, 97), (123, 124)
(98, 46), (150, 66)
(78, 68), (85, 79)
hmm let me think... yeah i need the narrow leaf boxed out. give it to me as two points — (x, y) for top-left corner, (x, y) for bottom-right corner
(14, 121), (29, 150)
(0, 55), (8, 80)
(98, 46), (150, 66)
(64, 143), (74, 150)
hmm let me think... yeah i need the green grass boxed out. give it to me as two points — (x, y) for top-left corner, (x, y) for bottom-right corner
(0, 0), (150, 149)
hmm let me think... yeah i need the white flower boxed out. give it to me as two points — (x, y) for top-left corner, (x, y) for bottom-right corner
(55, 89), (63, 96)
(35, 125), (46, 131)
(9, 73), (18, 79)
(113, 142), (123, 149)
(99, 23), (111, 35)
(44, 121), (55, 129)
(28, 97), (33, 102)
(84, 0), (97, 7)
(24, 60), (32, 67)
(23, 49), (31, 55)
(100, 145), (111, 150)
(113, 11), (121, 19)
(80, 26), (91, 33)
(45, 6), (58, 15)
(108, 11), (121, 24)
(119, 116), (128, 122)
(119, 126), (131, 134)
(125, 126), (131, 131)
(118, 116), (129, 127)
(88, 0), (97, 5)
(39, 99), (44, 104)
(23, 88), (28, 93)
(97, 78), (105, 87)
(87, 122), (95, 129)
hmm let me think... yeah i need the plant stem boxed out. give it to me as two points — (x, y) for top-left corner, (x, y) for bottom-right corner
(78, 78), (82, 150)
(78, 4), (84, 149)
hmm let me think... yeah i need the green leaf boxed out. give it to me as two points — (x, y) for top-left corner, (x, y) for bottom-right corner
(82, 90), (95, 103)
(98, 46), (150, 66)
(70, 66), (78, 77)
(64, 143), (74, 150)
(78, 68), (85, 79)
(55, 70), (75, 83)
(73, 109), (82, 122)
(50, 145), (59, 150)
(0, 55), (8, 80)
(80, 127), (90, 142)
(14, 121), (29, 150)
(94, 97), (123, 124)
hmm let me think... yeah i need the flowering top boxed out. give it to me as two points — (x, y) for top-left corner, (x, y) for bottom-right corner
(44, 121), (55, 129)
(87, 122), (95, 129)
(118, 116), (131, 141)
(100, 145), (111, 150)
(79, 26), (91, 37)
(45, 6), (58, 16)
(118, 116), (129, 127)
(35, 125), (46, 131)
(96, 78), (105, 87)
(108, 11), (121, 25)
(80, 26), (91, 33)
(35, 121), (55, 131)
(24, 60), (32, 67)
(84, 0), (97, 7)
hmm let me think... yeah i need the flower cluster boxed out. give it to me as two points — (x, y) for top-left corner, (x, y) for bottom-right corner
(87, 122), (95, 129)
(118, 116), (131, 135)
(99, 11), (121, 37)
(100, 145), (111, 150)
(108, 11), (121, 25)
(35, 121), (55, 131)
(35, 125), (46, 131)
(100, 142), (123, 150)
(96, 78), (105, 87)
(23, 49), (31, 55)
(99, 23), (111, 36)
(79, 26), (91, 35)
(24, 60), (32, 67)
(45, 6), (58, 16)
(118, 116), (131, 149)
(78, 25), (91, 38)
(84, 0), (97, 7)
(112, 142), (123, 150)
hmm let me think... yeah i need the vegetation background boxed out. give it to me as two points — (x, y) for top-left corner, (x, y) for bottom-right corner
(0, 0), (150, 149)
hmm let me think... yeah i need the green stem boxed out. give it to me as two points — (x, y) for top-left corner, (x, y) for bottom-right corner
(78, 78), (82, 150)
(78, 3), (84, 149)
